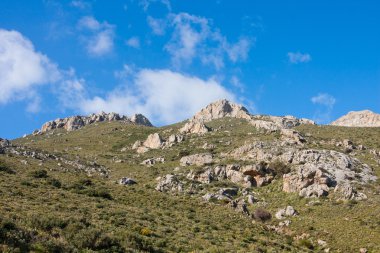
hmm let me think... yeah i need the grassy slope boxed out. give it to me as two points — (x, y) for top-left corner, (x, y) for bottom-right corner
(0, 119), (378, 252)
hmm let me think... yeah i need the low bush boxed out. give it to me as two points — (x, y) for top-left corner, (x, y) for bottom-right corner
(253, 208), (272, 222)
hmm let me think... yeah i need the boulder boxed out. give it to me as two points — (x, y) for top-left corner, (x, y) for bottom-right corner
(202, 193), (231, 202)
(275, 206), (298, 220)
(143, 133), (163, 149)
(141, 157), (165, 166)
(179, 120), (210, 134)
(280, 129), (306, 144)
(119, 177), (137, 185)
(155, 174), (184, 192)
(180, 153), (213, 166)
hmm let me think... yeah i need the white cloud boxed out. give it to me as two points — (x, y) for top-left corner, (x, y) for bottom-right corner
(80, 69), (235, 124)
(164, 13), (253, 69)
(147, 16), (166, 35)
(311, 93), (336, 108)
(77, 16), (115, 56)
(0, 29), (60, 105)
(126, 36), (140, 48)
(288, 52), (311, 64)
(311, 93), (336, 124)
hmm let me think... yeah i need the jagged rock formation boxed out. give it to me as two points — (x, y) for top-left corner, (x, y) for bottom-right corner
(331, 110), (380, 127)
(40, 112), (152, 133)
(0, 138), (10, 154)
(192, 99), (252, 122)
(182, 99), (315, 134)
(155, 174), (184, 192)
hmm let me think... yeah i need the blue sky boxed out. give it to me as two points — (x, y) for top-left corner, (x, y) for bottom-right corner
(0, 0), (379, 139)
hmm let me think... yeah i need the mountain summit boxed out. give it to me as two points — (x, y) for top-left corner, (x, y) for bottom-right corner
(331, 110), (380, 127)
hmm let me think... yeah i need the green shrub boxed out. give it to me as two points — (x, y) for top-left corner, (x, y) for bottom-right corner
(30, 169), (48, 178)
(253, 208), (272, 222)
(269, 160), (291, 178)
(48, 178), (62, 188)
(0, 160), (15, 174)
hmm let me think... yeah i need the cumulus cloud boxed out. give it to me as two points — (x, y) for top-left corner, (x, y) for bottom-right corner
(0, 29), (60, 105)
(80, 69), (235, 124)
(77, 16), (115, 56)
(164, 12), (253, 69)
(288, 52), (311, 64)
(311, 93), (336, 124)
(126, 36), (140, 48)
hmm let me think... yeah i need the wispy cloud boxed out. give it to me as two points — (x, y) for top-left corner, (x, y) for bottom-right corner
(77, 16), (115, 57)
(70, 0), (91, 10)
(311, 93), (336, 124)
(147, 16), (166, 35)
(125, 36), (140, 49)
(288, 52), (311, 64)
(164, 12), (254, 70)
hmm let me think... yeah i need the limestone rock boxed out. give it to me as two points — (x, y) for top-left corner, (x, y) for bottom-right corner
(192, 99), (251, 122)
(40, 112), (152, 133)
(155, 174), (184, 192)
(180, 153), (213, 166)
(275, 206), (298, 220)
(119, 177), (137, 185)
(179, 120), (210, 134)
(140, 157), (165, 166)
(143, 133), (163, 149)
(280, 129), (306, 144)
(331, 110), (380, 127)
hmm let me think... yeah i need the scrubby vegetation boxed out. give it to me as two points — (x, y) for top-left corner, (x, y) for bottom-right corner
(0, 118), (378, 252)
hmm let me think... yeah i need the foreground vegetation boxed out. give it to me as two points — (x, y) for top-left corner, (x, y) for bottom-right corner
(0, 119), (378, 252)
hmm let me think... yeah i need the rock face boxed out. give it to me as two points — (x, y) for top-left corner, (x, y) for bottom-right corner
(331, 110), (380, 127)
(275, 206), (298, 220)
(192, 99), (251, 122)
(40, 112), (153, 133)
(179, 121), (210, 134)
(133, 133), (184, 153)
(131, 114), (153, 127)
(0, 138), (10, 154)
(180, 153), (213, 166)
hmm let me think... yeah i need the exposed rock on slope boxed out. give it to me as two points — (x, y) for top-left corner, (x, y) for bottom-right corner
(227, 141), (377, 199)
(133, 133), (184, 153)
(192, 99), (251, 122)
(40, 112), (153, 133)
(331, 110), (380, 127)
(179, 120), (210, 134)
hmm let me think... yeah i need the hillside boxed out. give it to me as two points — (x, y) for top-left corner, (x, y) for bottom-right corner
(1, 100), (380, 252)
(331, 110), (380, 127)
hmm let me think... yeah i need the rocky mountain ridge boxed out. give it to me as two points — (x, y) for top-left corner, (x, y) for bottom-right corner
(331, 109), (380, 127)
(39, 111), (153, 134)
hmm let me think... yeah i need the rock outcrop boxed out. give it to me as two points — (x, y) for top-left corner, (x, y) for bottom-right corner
(227, 141), (377, 199)
(133, 133), (184, 153)
(40, 112), (153, 133)
(0, 138), (10, 154)
(141, 157), (165, 166)
(275, 206), (298, 220)
(143, 133), (163, 149)
(179, 120), (210, 134)
(155, 174), (184, 192)
(191, 99), (251, 122)
(331, 110), (380, 127)
(180, 153), (213, 166)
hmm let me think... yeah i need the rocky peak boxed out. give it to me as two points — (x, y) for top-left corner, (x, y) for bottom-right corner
(131, 114), (153, 127)
(40, 112), (153, 133)
(192, 99), (252, 122)
(331, 110), (380, 127)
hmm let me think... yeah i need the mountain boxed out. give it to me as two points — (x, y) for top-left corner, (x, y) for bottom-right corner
(0, 100), (379, 252)
(331, 110), (380, 127)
